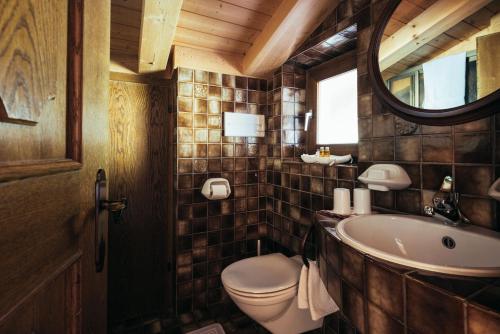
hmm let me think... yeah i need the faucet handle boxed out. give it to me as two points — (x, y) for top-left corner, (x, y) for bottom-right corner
(424, 205), (434, 216)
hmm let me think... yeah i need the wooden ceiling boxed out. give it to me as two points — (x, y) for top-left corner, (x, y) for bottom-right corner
(382, 0), (500, 79)
(174, 0), (282, 55)
(110, 0), (337, 77)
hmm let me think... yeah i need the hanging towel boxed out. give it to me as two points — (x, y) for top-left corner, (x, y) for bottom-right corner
(422, 52), (466, 109)
(298, 260), (339, 321)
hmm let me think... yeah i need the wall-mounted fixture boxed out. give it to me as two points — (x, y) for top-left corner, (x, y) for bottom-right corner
(489, 178), (500, 201)
(358, 164), (411, 191)
(304, 110), (313, 131)
(223, 112), (264, 137)
(201, 178), (231, 200)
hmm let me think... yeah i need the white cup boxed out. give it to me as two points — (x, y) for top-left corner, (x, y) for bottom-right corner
(333, 188), (351, 215)
(354, 188), (371, 214)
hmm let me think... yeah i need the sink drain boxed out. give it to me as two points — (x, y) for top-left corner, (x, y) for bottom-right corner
(442, 236), (456, 249)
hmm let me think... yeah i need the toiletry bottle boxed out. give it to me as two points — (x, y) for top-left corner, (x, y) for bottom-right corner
(315, 148), (320, 157)
(325, 147), (330, 157)
(320, 147), (324, 157)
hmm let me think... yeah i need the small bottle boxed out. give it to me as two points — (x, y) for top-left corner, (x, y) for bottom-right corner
(319, 147), (325, 157)
(315, 148), (320, 157)
(325, 147), (330, 157)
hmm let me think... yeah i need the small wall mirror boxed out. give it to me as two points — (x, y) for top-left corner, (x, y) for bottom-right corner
(368, 0), (500, 125)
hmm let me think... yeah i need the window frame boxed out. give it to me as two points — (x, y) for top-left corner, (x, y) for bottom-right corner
(306, 51), (358, 156)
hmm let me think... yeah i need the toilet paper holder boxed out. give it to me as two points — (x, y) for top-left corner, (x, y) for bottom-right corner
(201, 178), (231, 200)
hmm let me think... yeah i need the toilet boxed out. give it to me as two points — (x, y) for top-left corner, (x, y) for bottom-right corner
(221, 253), (323, 334)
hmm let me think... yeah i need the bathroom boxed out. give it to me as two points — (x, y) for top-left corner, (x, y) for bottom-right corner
(0, 0), (499, 333)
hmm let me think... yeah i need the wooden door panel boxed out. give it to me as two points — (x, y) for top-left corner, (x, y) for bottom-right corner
(0, 172), (80, 321)
(0, 0), (68, 162)
(0, 258), (81, 334)
(0, 0), (83, 182)
(0, 0), (67, 125)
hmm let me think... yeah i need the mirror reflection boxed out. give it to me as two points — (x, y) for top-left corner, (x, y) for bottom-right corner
(378, 0), (500, 110)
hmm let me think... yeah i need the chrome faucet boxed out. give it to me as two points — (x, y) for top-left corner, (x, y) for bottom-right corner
(424, 176), (470, 226)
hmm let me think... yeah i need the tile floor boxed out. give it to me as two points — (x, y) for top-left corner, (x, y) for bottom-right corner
(113, 302), (327, 334)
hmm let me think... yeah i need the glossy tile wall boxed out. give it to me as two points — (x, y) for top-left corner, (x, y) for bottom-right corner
(356, 0), (499, 230)
(265, 0), (498, 248)
(263, 1), (500, 331)
(173, 68), (269, 313)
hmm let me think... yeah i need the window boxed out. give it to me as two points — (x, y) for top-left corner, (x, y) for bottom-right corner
(317, 69), (358, 144)
(386, 51), (477, 108)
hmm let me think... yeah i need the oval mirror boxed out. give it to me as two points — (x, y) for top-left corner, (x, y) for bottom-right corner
(368, 0), (500, 125)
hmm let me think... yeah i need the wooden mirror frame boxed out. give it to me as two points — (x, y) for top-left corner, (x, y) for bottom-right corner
(367, 0), (500, 126)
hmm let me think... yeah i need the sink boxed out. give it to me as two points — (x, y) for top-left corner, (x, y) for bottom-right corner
(336, 214), (500, 277)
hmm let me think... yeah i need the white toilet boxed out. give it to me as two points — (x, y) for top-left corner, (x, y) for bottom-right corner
(221, 253), (323, 334)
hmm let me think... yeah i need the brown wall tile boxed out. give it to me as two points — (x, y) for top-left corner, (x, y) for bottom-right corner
(407, 277), (464, 334)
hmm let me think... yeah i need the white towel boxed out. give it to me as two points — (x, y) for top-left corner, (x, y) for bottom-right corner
(422, 52), (466, 109)
(297, 260), (339, 321)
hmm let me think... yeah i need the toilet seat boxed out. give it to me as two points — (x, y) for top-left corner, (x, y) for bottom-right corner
(224, 283), (297, 299)
(221, 253), (301, 295)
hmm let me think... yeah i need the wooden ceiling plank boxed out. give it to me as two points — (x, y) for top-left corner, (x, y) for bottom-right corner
(222, 0), (283, 16)
(181, 0), (270, 30)
(111, 0), (143, 11)
(379, 0), (492, 71)
(111, 38), (139, 56)
(405, 0), (438, 11)
(392, 0), (424, 24)
(174, 26), (250, 55)
(445, 21), (481, 42)
(138, 0), (183, 73)
(464, 7), (497, 30)
(111, 22), (140, 42)
(111, 5), (142, 27)
(242, 0), (338, 77)
(177, 10), (260, 43)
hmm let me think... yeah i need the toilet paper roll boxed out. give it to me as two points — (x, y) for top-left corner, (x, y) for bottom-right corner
(210, 184), (228, 200)
(354, 188), (371, 214)
(333, 188), (351, 215)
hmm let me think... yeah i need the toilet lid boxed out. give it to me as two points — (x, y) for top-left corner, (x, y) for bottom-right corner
(221, 253), (302, 294)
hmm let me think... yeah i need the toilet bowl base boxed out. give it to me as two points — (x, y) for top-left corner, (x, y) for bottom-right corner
(248, 296), (323, 334)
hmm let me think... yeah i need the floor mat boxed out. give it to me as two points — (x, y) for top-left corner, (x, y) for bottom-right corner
(185, 323), (226, 334)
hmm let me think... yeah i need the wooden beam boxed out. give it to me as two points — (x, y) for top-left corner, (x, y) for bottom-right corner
(138, 0), (183, 73)
(379, 0), (491, 71)
(173, 45), (254, 77)
(242, 0), (337, 77)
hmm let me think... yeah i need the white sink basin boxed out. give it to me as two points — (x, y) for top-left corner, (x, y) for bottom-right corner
(336, 214), (500, 277)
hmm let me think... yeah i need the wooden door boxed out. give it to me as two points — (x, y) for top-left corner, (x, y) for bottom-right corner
(0, 0), (110, 333)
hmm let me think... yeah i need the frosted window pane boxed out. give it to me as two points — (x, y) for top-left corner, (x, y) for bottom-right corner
(317, 69), (358, 144)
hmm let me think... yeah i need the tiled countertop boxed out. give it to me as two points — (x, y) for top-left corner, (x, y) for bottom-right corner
(314, 212), (500, 334)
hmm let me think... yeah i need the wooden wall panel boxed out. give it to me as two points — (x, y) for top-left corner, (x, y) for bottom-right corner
(477, 32), (500, 98)
(108, 79), (170, 326)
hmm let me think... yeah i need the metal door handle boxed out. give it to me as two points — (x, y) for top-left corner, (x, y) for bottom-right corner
(101, 198), (128, 224)
(95, 169), (107, 273)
